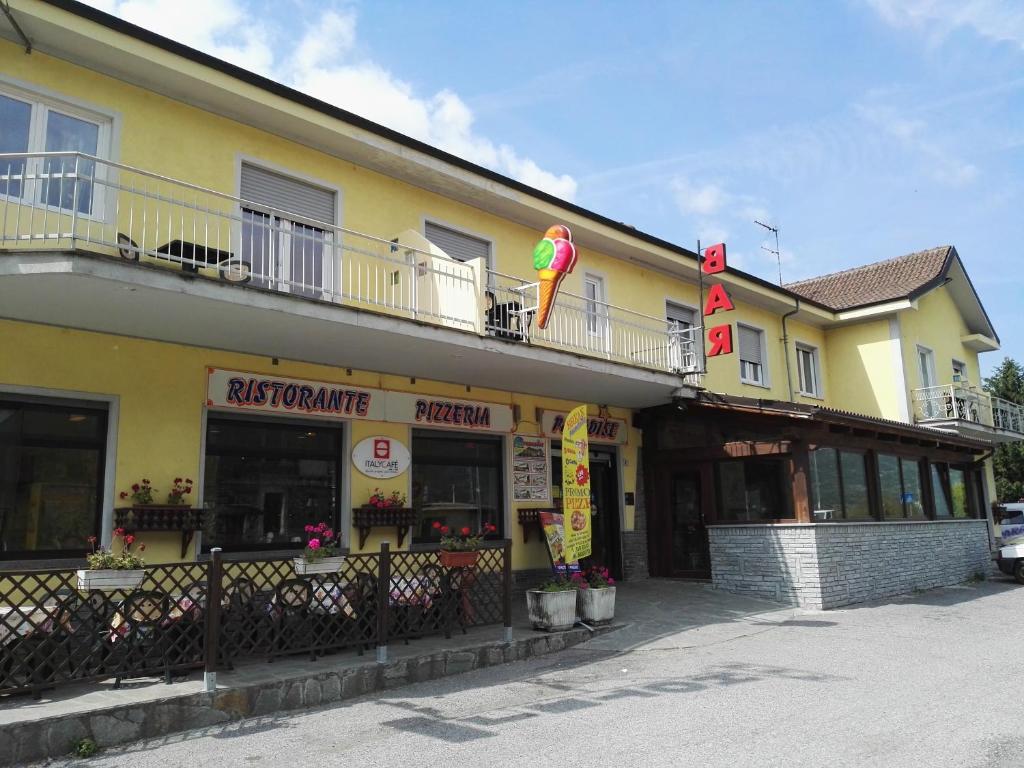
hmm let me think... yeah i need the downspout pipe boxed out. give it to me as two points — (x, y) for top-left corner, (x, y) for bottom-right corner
(781, 298), (800, 402)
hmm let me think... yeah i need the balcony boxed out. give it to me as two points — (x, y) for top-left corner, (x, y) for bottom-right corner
(912, 384), (1024, 443)
(0, 152), (700, 406)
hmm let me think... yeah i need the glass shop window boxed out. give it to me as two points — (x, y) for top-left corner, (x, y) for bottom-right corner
(0, 399), (107, 557)
(203, 417), (342, 551)
(412, 431), (503, 544)
(931, 464), (952, 519)
(949, 467), (969, 518)
(878, 454), (926, 520)
(716, 458), (789, 522)
(809, 448), (872, 521)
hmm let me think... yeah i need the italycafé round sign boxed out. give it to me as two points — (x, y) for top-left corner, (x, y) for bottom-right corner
(353, 436), (411, 479)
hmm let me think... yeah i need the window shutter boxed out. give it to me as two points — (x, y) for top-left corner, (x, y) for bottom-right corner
(424, 221), (491, 264)
(239, 163), (336, 225)
(739, 326), (762, 364)
(666, 303), (695, 328)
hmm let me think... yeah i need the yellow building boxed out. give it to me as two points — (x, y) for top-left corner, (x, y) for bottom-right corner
(0, 0), (1018, 608)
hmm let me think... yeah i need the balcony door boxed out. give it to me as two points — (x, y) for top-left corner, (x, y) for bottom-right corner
(239, 163), (337, 299)
(584, 273), (609, 354)
(917, 346), (939, 418)
(666, 302), (698, 372)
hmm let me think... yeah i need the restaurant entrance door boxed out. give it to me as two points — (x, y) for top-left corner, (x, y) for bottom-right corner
(587, 448), (622, 580)
(668, 469), (711, 578)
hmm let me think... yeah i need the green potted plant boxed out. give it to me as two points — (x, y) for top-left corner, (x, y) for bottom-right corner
(573, 565), (616, 624)
(434, 521), (496, 568)
(526, 575), (579, 631)
(77, 529), (147, 592)
(293, 521), (345, 575)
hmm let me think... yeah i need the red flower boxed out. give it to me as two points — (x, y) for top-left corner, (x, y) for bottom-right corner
(131, 484), (139, 492)
(119, 491), (128, 499)
(86, 536), (97, 544)
(440, 526), (450, 534)
(461, 526), (471, 536)
(174, 477), (182, 484)
(113, 527), (125, 537)
(432, 521), (442, 530)
(124, 534), (135, 545)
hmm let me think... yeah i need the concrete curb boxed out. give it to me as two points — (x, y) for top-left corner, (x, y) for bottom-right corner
(1, 625), (613, 766)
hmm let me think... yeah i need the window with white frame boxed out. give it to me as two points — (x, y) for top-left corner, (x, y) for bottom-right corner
(738, 324), (767, 386)
(667, 302), (699, 370)
(0, 86), (112, 216)
(952, 359), (968, 384)
(583, 273), (607, 337)
(796, 343), (822, 397)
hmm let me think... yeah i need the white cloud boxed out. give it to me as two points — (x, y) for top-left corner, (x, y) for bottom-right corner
(82, 0), (577, 201)
(670, 177), (728, 216)
(866, 0), (1024, 51)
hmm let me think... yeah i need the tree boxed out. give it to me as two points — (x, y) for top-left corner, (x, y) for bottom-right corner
(984, 357), (1024, 502)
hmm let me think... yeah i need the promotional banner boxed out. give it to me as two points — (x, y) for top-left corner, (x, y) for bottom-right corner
(538, 510), (578, 574)
(561, 404), (592, 561)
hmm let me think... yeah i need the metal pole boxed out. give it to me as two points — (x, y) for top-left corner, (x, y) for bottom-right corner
(502, 539), (513, 643)
(203, 547), (223, 692)
(696, 239), (706, 374)
(376, 542), (390, 664)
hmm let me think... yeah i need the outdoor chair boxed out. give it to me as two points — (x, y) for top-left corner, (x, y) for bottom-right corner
(111, 591), (172, 689)
(268, 579), (315, 663)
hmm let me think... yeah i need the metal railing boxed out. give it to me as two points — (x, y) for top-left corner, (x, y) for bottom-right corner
(912, 384), (1024, 435)
(0, 541), (511, 700)
(0, 152), (482, 332)
(0, 151), (700, 375)
(486, 269), (702, 372)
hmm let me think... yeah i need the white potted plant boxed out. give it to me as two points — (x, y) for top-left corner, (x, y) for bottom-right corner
(574, 565), (616, 625)
(526, 576), (579, 631)
(293, 521), (345, 575)
(77, 529), (147, 592)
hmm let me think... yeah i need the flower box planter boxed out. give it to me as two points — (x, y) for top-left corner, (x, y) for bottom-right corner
(577, 586), (616, 625)
(352, 506), (417, 549)
(438, 549), (480, 569)
(526, 589), (577, 632)
(77, 569), (146, 593)
(293, 555), (346, 576)
(114, 506), (204, 558)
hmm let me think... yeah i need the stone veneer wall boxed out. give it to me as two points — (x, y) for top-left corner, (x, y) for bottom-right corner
(621, 447), (649, 581)
(708, 520), (992, 609)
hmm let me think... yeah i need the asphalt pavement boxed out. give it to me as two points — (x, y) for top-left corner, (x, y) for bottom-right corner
(38, 578), (1024, 768)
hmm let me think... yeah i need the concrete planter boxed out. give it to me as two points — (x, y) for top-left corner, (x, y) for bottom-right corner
(293, 555), (346, 575)
(526, 589), (577, 631)
(76, 569), (145, 593)
(577, 586), (616, 624)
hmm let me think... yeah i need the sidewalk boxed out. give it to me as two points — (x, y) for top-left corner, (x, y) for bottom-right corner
(0, 581), (793, 765)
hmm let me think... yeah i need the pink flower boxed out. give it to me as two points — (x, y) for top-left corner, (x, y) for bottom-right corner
(308, 538), (321, 549)
(304, 525), (314, 533)
(324, 529), (334, 540)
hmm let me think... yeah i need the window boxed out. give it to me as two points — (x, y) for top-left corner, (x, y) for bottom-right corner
(423, 221), (492, 266)
(666, 302), (699, 371)
(952, 360), (968, 384)
(931, 464), (952, 518)
(949, 468), (968, 518)
(583, 274), (607, 337)
(930, 463), (972, 519)
(239, 163), (337, 298)
(738, 325), (767, 386)
(796, 344), (821, 397)
(412, 431), (503, 543)
(878, 454), (926, 519)
(0, 87), (111, 216)
(202, 417), (342, 551)
(717, 458), (789, 521)
(809, 448), (872, 521)
(0, 399), (107, 557)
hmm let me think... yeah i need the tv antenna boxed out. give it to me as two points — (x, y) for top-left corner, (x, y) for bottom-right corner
(755, 219), (783, 286)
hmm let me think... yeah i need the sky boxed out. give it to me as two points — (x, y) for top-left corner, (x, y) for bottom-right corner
(82, 0), (1024, 375)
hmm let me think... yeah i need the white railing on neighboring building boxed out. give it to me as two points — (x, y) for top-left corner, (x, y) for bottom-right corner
(912, 384), (1024, 436)
(0, 152), (700, 375)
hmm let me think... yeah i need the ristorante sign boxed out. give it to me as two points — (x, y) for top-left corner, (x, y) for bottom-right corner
(207, 369), (513, 433)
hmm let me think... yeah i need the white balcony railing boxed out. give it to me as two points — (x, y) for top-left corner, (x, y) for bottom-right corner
(486, 269), (702, 372)
(0, 152), (700, 375)
(912, 384), (1024, 436)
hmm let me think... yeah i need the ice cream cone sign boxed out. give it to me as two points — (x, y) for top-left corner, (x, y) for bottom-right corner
(532, 224), (578, 329)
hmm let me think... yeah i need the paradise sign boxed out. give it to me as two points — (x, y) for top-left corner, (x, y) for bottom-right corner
(561, 404), (592, 561)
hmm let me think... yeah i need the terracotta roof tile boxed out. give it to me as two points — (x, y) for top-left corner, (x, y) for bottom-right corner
(784, 246), (952, 311)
